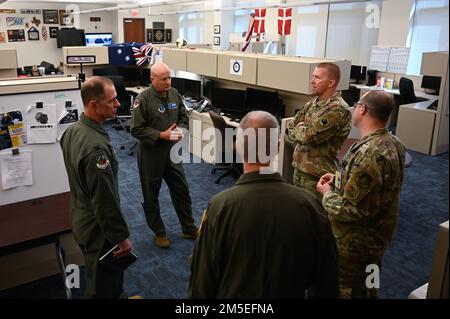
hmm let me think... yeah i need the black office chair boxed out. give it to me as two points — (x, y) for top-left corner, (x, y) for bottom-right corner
(105, 75), (137, 156)
(399, 77), (428, 104)
(208, 111), (242, 184)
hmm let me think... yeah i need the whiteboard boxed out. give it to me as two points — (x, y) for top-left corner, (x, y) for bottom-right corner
(0, 89), (83, 206)
(369, 46), (390, 72)
(387, 47), (410, 74)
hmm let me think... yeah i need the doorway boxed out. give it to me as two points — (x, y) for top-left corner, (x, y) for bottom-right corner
(123, 18), (145, 42)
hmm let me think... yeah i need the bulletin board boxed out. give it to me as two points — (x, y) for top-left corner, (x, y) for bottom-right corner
(0, 77), (82, 247)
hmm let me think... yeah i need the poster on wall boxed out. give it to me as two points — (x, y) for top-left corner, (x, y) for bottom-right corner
(7, 29), (26, 42)
(43, 10), (59, 24)
(20, 9), (42, 15)
(0, 32), (6, 43)
(6, 17), (24, 26)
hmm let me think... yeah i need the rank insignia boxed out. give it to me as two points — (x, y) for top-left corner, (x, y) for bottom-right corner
(96, 153), (110, 170)
(158, 104), (165, 113)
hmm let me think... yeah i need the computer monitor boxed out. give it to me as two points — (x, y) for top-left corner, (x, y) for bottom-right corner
(245, 88), (285, 120)
(350, 65), (367, 84)
(171, 77), (185, 95)
(93, 66), (118, 76)
(85, 33), (113, 47)
(184, 79), (201, 101)
(56, 28), (85, 48)
(212, 87), (246, 116)
(118, 67), (142, 87)
(421, 75), (441, 95)
(202, 78), (214, 100)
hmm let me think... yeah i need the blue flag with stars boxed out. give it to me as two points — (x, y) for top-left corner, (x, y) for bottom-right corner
(108, 43), (141, 65)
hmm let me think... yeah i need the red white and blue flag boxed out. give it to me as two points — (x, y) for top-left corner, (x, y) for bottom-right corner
(278, 8), (292, 35)
(132, 43), (153, 66)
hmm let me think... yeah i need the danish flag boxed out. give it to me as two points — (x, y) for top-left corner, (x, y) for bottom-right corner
(278, 8), (292, 35)
(254, 8), (266, 34)
(132, 43), (153, 66)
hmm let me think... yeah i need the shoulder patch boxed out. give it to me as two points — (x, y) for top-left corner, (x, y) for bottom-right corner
(344, 184), (359, 200)
(96, 153), (110, 170)
(355, 171), (373, 189)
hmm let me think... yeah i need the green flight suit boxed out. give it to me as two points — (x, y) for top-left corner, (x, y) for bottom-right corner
(130, 85), (196, 236)
(189, 172), (339, 298)
(322, 128), (405, 298)
(60, 113), (130, 299)
(288, 91), (351, 198)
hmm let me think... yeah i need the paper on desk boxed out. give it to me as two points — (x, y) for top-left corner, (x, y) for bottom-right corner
(0, 149), (33, 190)
(26, 104), (66, 144)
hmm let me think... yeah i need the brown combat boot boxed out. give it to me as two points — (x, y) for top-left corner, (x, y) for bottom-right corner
(155, 235), (170, 248)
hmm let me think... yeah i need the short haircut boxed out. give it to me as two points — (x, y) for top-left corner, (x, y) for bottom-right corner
(317, 62), (341, 85)
(360, 90), (395, 124)
(237, 111), (280, 164)
(81, 76), (113, 107)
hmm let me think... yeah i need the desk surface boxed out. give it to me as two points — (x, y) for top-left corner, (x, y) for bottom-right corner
(126, 86), (147, 95)
(351, 84), (439, 112)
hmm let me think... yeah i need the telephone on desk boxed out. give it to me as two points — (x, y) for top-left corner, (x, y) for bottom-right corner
(194, 99), (211, 113)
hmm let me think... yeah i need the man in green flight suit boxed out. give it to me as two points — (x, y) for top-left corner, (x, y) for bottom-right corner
(288, 62), (351, 199)
(60, 76), (134, 298)
(131, 62), (198, 249)
(189, 111), (339, 298)
(317, 90), (406, 299)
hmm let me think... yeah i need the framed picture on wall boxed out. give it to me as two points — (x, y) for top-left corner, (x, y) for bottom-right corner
(59, 10), (74, 26)
(43, 10), (59, 24)
(49, 27), (58, 38)
(7, 29), (25, 42)
(214, 25), (221, 34)
(28, 26), (39, 40)
(214, 36), (220, 46)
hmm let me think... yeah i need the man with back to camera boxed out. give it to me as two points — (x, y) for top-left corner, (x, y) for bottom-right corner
(317, 90), (406, 299)
(60, 76), (135, 298)
(188, 111), (339, 298)
(131, 62), (198, 249)
(288, 62), (351, 199)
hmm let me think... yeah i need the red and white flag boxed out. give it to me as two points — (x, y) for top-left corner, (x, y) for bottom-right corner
(242, 13), (255, 52)
(254, 8), (266, 34)
(278, 8), (292, 35)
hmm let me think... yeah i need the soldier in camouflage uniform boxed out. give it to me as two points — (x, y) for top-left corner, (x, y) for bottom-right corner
(317, 90), (406, 299)
(131, 62), (198, 249)
(60, 77), (134, 298)
(288, 63), (351, 199)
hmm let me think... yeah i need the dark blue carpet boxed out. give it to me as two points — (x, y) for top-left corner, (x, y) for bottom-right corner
(0, 123), (447, 299)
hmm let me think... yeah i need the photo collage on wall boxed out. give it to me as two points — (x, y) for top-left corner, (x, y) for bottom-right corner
(0, 7), (72, 43)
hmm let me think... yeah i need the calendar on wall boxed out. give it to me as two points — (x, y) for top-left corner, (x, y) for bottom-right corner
(387, 47), (410, 74)
(369, 46), (391, 72)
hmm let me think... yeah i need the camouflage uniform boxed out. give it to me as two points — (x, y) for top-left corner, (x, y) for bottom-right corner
(322, 128), (405, 298)
(288, 92), (351, 198)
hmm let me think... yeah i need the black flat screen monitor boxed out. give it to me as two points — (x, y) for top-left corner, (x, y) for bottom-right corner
(184, 79), (201, 101)
(246, 88), (284, 119)
(118, 67), (142, 87)
(212, 87), (246, 115)
(421, 75), (441, 95)
(57, 28), (85, 48)
(171, 77), (185, 95)
(350, 65), (367, 84)
(85, 33), (113, 47)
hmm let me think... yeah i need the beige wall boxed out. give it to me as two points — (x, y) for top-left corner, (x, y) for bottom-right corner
(378, 0), (415, 47)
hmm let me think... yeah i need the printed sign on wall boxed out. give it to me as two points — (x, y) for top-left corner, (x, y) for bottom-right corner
(229, 59), (243, 76)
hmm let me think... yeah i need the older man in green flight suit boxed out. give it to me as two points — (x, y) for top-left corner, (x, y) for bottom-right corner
(131, 62), (198, 249)
(317, 90), (406, 299)
(288, 62), (351, 199)
(60, 76), (134, 298)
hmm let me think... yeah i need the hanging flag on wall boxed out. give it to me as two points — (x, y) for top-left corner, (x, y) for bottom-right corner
(278, 8), (292, 35)
(132, 43), (153, 66)
(254, 8), (266, 34)
(241, 13), (255, 52)
(41, 26), (48, 41)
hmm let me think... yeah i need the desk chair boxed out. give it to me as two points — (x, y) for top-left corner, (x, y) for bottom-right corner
(399, 77), (428, 104)
(106, 75), (137, 156)
(208, 111), (242, 184)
